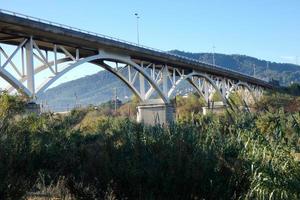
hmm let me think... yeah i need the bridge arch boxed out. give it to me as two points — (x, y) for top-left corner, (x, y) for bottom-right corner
(168, 72), (227, 104)
(6, 57), (72, 93)
(34, 53), (168, 103)
(0, 68), (32, 96)
(226, 81), (257, 105)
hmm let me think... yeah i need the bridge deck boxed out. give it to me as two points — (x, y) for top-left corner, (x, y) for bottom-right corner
(0, 10), (272, 88)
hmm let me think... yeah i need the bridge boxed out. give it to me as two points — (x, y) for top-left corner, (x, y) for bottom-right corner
(0, 9), (273, 124)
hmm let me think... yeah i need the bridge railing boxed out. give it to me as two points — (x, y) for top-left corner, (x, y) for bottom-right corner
(0, 9), (258, 81)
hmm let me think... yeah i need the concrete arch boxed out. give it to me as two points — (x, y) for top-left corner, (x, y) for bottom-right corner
(226, 81), (257, 103)
(7, 57), (71, 93)
(99, 54), (168, 103)
(36, 54), (101, 95)
(0, 67), (32, 96)
(35, 53), (168, 103)
(168, 72), (227, 104)
(92, 61), (142, 101)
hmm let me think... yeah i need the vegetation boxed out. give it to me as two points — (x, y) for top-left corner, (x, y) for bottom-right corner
(0, 91), (300, 199)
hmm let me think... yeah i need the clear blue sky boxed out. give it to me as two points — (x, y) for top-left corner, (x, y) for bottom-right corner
(1, 0), (299, 64)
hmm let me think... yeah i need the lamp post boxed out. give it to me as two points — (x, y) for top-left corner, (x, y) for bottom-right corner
(134, 13), (140, 45)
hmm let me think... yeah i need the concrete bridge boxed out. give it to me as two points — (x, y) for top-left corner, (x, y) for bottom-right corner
(0, 9), (273, 124)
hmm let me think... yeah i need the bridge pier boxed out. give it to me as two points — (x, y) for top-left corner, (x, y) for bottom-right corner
(137, 100), (175, 125)
(25, 102), (41, 114)
(202, 101), (227, 115)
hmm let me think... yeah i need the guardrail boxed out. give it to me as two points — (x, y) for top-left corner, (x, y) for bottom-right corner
(0, 8), (261, 81)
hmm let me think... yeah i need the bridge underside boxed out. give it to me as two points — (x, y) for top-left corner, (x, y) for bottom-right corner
(0, 12), (268, 125)
(0, 35), (264, 124)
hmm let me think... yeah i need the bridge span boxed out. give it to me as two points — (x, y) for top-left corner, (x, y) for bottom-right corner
(0, 9), (273, 124)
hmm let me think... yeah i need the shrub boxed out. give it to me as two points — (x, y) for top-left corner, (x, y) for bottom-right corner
(0, 93), (299, 199)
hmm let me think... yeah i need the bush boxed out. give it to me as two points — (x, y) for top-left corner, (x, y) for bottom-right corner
(0, 94), (299, 199)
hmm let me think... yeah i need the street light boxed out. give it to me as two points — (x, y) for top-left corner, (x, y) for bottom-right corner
(134, 13), (140, 45)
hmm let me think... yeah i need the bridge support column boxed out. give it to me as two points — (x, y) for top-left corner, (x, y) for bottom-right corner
(25, 37), (35, 98)
(202, 101), (227, 115)
(25, 102), (41, 114)
(137, 100), (175, 125)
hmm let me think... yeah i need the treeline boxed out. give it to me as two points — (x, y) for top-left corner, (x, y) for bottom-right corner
(280, 83), (300, 96)
(0, 92), (300, 199)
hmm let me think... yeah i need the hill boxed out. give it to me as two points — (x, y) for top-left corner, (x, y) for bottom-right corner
(170, 50), (300, 83)
(38, 50), (300, 111)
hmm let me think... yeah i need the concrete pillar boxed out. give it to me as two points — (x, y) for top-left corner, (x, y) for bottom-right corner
(25, 102), (40, 114)
(139, 62), (145, 100)
(139, 73), (145, 99)
(25, 37), (35, 97)
(137, 99), (174, 125)
(202, 101), (226, 115)
(162, 65), (169, 96)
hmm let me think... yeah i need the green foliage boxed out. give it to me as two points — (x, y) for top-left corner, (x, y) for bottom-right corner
(0, 92), (25, 129)
(175, 94), (206, 122)
(228, 91), (244, 106)
(0, 93), (300, 199)
(281, 83), (300, 96)
(256, 91), (300, 113)
(211, 91), (223, 102)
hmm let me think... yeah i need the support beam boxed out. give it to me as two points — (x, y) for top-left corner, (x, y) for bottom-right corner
(25, 37), (35, 97)
(162, 65), (169, 96)
(139, 62), (145, 99)
(54, 44), (58, 73)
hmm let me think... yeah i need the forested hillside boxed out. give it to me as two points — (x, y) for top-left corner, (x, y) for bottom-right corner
(170, 50), (300, 84)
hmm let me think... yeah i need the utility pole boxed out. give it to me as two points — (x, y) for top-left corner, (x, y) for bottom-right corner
(134, 13), (140, 45)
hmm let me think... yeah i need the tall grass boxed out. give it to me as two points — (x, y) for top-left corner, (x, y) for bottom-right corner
(0, 94), (299, 199)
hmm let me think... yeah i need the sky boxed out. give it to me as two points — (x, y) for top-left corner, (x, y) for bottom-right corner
(1, 0), (299, 64)
(0, 0), (300, 89)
